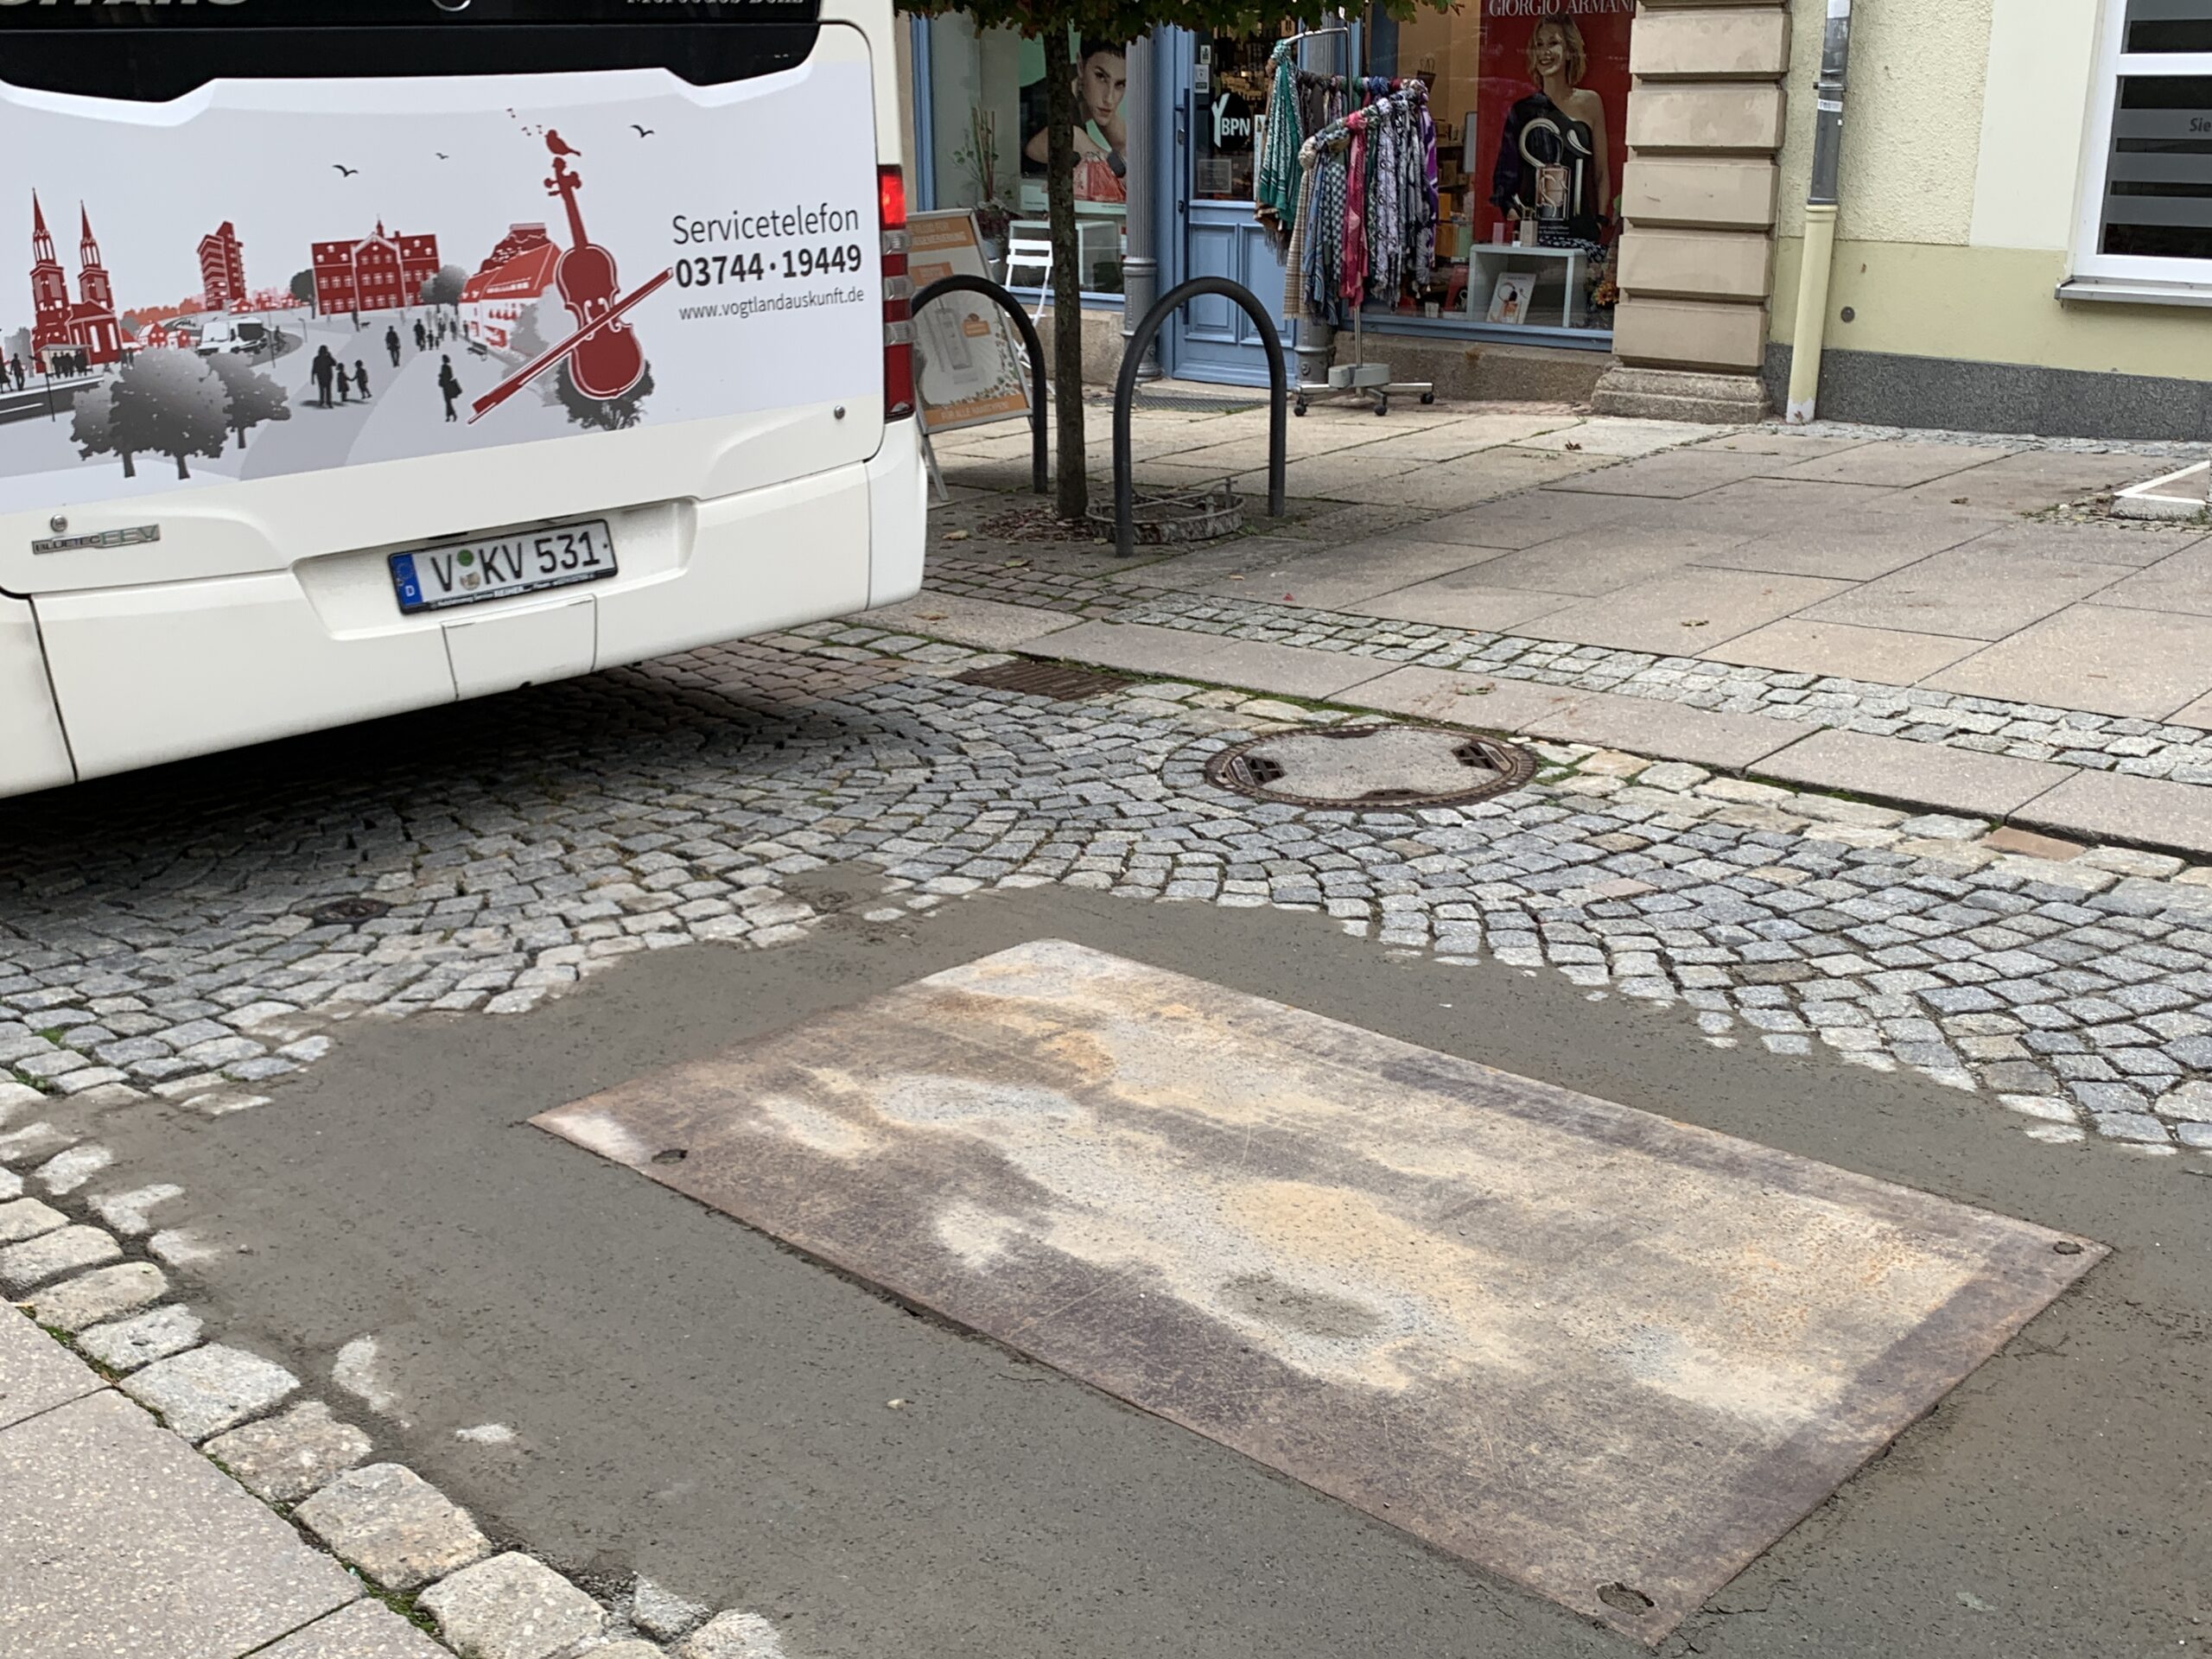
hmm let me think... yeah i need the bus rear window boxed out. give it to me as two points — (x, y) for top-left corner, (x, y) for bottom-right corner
(0, 0), (823, 101)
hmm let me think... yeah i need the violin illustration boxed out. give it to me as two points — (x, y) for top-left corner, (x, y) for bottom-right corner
(543, 130), (646, 401)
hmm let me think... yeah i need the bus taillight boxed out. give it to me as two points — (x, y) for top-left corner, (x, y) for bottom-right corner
(880, 164), (914, 421)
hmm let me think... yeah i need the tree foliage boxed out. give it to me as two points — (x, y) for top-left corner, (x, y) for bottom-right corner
(419, 264), (468, 314)
(509, 303), (567, 409)
(556, 358), (654, 431)
(71, 383), (136, 478)
(104, 351), (232, 479)
(289, 268), (316, 314)
(893, 0), (1446, 517)
(204, 353), (292, 450)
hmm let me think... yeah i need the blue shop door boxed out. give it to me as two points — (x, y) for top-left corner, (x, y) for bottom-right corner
(1165, 29), (1291, 387)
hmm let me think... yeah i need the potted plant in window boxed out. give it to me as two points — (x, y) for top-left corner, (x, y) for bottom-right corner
(954, 106), (1014, 266)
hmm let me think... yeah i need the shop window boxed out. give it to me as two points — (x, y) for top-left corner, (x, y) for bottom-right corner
(1361, 1), (1633, 334)
(920, 16), (1128, 293)
(2075, 1), (2212, 283)
(1194, 30), (1281, 201)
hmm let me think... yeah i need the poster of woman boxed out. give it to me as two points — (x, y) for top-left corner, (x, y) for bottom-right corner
(1477, 3), (1633, 249)
(1020, 36), (1128, 204)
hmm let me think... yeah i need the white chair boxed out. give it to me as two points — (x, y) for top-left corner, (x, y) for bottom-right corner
(1003, 231), (1055, 334)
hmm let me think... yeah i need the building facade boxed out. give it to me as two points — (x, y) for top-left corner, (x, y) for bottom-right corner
(907, 13), (1643, 397)
(906, 3), (2212, 438)
(309, 222), (440, 317)
(460, 223), (558, 351)
(199, 220), (246, 315)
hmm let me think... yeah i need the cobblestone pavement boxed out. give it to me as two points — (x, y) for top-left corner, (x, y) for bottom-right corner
(4, 626), (2212, 1182)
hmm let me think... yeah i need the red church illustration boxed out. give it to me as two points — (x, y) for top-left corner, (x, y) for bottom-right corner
(459, 223), (557, 351)
(29, 194), (122, 374)
(199, 220), (246, 315)
(309, 220), (439, 317)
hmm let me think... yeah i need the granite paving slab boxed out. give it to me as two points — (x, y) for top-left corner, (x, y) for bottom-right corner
(1520, 568), (1849, 655)
(2018, 771), (2212, 860)
(0, 1389), (358, 1659)
(1800, 543), (2135, 641)
(256, 1600), (452, 1659)
(1757, 729), (2071, 818)
(1777, 440), (2018, 489)
(2094, 540), (2212, 618)
(1700, 618), (1983, 683)
(859, 594), (1084, 652)
(0, 1306), (101, 1430)
(1925, 604), (2212, 721)
(1541, 448), (1781, 499)
(1039, 620), (1393, 701)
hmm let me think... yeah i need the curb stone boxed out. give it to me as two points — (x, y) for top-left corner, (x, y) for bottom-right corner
(418, 1552), (606, 1659)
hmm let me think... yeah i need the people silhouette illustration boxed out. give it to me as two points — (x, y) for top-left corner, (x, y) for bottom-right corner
(353, 361), (372, 401)
(7, 354), (21, 391)
(336, 359), (350, 404)
(311, 345), (336, 409)
(438, 354), (461, 423)
(385, 326), (401, 367)
(413, 318), (428, 353)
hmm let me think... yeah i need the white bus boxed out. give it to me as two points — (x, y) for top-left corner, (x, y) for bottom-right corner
(0, 0), (923, 799)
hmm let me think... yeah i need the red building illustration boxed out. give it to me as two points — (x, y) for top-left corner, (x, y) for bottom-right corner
(309, 220), (440, 317)
(199, 220), (246, 314)
(141, 319), (200, 352)
(29, 195), (122, 373)
(460, 224), (556, 351)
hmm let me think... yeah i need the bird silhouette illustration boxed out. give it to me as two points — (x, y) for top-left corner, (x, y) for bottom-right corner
(435, 152), (449, 161)
(333, 164), (359, 177)
(545, 130), (582, 158)
(631, 124), (656, 138)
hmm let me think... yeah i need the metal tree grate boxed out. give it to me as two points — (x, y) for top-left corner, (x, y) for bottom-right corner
(956, 659), (1138, 702)
(1205, 724), (1536, 810)
(1084, 482), (1244, 545)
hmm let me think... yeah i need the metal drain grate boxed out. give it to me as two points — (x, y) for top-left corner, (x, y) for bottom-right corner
(1205, 723), (1535, 810)
(956, 659), (1138, 702)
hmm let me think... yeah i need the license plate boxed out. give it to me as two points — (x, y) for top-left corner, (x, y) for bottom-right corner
(389, 519), (617, 615)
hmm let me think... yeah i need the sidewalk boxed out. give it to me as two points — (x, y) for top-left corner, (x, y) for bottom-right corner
(1, 1224), (745, 1659)
(0, 1303), (435, 1659)
(908, 404), (2212, 859)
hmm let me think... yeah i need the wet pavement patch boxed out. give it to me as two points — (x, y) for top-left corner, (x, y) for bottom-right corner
(533, 940), (2102, 1643)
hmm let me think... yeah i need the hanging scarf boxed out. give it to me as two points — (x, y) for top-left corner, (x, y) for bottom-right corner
(1368, 99), (1403, 298)
(1415, 99), (1439, 287)
(1283, 144), (1315, 321)
(1254, 41), (1304, 246)
(1339, 111), (1368, 308)
(1287, 81), (1437, 327)
(1301, 135), (1348, 327)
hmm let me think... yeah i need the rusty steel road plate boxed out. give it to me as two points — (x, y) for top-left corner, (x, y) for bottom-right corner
(534, 941), (2102, 1643)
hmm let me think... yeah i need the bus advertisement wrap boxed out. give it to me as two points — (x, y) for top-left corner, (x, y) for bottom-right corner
(0, 60), (880, 512)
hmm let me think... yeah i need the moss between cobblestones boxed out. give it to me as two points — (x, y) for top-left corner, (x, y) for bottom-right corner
(356, 1577), (441, 1636)
(48, 1325), (123, 1383)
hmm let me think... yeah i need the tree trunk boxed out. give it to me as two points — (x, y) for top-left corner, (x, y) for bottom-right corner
(1041, 27), (1087, 523)
(175, 453), (190, 480)
(119, 450), (135, 479)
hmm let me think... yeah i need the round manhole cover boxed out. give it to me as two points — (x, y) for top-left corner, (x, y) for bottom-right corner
(1205, 723), (1535, 810)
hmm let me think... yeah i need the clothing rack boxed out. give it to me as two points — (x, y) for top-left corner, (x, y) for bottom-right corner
(1266, 60), (1434, 416)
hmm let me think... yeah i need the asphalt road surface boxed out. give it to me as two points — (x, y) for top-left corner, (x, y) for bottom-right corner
(86, 871), (2211, 1659)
